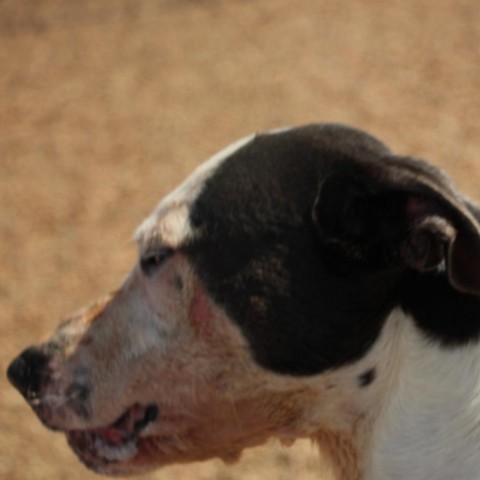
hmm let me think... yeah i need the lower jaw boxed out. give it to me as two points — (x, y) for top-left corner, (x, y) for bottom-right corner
(67, 427), (247, 475)
(65, 403), (160, 472)
(67, 432), (173, 477)
(66, 432), (140, 473)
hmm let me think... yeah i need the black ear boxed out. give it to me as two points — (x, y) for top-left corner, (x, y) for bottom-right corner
(313, 160), (480, 296)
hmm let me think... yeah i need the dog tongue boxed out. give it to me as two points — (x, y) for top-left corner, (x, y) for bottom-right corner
(100, 426), (128, 444)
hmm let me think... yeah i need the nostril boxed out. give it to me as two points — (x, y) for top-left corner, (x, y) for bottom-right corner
(7, 346), (50, 400)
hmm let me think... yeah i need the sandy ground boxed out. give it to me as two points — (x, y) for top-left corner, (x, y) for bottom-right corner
(1, 1), (479, 479)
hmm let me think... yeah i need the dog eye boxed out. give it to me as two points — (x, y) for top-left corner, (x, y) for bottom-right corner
(140, 248), (173, 276)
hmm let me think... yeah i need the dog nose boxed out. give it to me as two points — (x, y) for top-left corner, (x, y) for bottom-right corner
(7, 346), (50, 400)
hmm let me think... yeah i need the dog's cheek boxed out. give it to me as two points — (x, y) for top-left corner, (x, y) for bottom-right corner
(189, 284), (213, 336)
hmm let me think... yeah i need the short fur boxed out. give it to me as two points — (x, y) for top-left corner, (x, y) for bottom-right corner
(7, 124), (480, 479)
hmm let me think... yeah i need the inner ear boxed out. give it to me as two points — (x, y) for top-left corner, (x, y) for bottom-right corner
(313, 169), (480, 296)
(446, 228), (480, 296)
(400, 216), (454, 272)
(403, 195), (480, 296)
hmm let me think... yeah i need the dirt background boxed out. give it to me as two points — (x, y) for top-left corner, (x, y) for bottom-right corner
(0, 1), (479, 479)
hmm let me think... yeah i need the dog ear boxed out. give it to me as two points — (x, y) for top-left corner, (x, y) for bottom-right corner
(313, 160), (480, 296)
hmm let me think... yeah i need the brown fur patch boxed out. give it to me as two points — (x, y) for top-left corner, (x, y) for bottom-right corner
(314, 429), (362, 480)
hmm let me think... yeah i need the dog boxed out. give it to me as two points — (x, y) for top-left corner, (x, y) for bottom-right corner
(7, 124), (480, 479)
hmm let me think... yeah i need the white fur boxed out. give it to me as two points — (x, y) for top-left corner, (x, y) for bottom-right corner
(369, 311), (480, 480)
(123, 293), (171, 360)
(135, 127), (292, 251)
(135, 134), (255, 250)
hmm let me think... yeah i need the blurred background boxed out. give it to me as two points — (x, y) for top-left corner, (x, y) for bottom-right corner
(0, 1), (479, 479)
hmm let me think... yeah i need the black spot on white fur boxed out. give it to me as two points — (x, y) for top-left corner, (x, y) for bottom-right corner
(358, 368), (376, 387)
(183, 124), (480, 376)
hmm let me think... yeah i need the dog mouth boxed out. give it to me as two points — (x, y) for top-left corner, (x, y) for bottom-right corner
(66, 403), (158, 467)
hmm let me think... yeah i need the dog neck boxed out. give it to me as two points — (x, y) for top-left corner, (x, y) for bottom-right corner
(306, 308), (480, 480)
(367, 309), (480, 480)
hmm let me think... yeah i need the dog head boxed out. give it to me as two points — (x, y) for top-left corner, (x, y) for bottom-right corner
(8, 124), (480, 476)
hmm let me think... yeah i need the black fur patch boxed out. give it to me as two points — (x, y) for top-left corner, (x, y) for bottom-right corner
(183, 124), (480, 375)
(358, 368), (376, 387)
(401, 271), (480, 345)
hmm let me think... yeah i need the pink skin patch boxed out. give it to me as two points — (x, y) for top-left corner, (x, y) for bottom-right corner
(190, 285), (212, 335)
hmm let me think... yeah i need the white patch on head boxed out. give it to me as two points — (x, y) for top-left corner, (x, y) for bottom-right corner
(265, 126), (293, 135)
(135, 133), (255, 252)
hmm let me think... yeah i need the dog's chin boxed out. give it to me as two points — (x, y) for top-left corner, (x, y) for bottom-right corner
(63, 402), (246, 476)
(65, 403), (161, 476)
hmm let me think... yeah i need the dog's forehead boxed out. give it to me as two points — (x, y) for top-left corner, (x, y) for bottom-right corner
(135, 133), (256, 251)
(135, 124), (392, 252)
